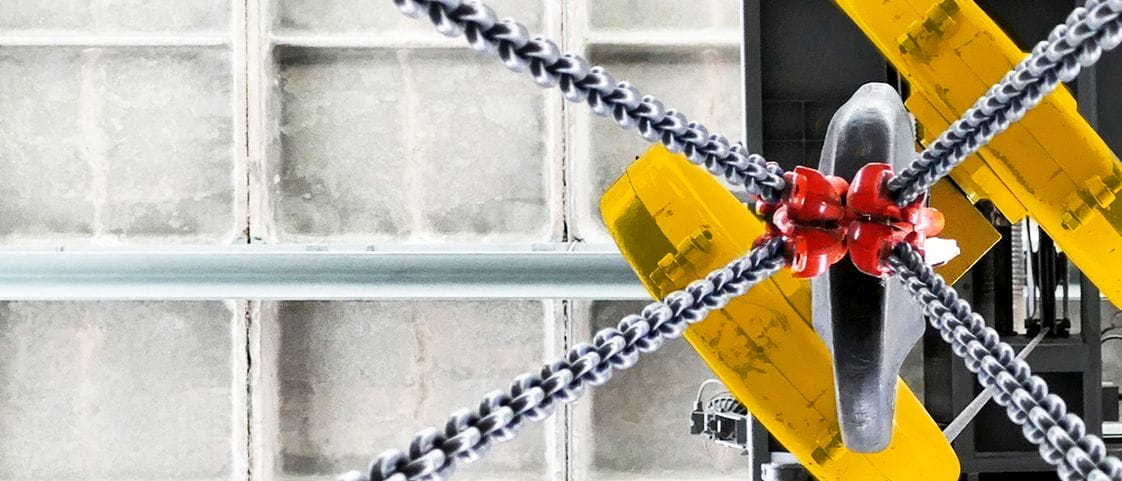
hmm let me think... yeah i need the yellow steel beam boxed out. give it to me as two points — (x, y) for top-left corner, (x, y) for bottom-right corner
(601, 146), (960, 481)
(834, 0), (1122, 307)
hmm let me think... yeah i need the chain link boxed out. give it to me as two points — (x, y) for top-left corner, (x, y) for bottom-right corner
(889, 243), (1122, 481)
(339, 239), (787, 481)
(369, 2), (1122, 480)
(389, 0), (788, 202)
(888, 0), (1122, 205)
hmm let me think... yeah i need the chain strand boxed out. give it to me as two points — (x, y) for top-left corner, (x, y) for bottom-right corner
(889, 0), (1122, 205)
(889, 243), (1122, 481)
(362, 3), (1122, 480)
(389, 0), (788, 202)
(339, 239), (787, 481)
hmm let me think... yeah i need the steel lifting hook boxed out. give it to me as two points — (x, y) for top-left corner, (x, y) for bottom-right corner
(763, 83), (957, 453)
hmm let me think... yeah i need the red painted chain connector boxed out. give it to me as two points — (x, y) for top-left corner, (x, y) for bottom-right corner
(846, 163), (944, 276)
(755, 163), (945, 278)
(755, 166), (850, 278)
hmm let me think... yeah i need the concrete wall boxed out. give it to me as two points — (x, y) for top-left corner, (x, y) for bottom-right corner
(0, 2), (752, 481)
(0, 2), (1118, 481)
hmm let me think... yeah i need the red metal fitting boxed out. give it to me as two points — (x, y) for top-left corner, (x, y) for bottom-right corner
(785, 166), (849, 223)
(757, 163), (946, 278)
(755, 166), (850, 278)
(755, 223), (846, 279)
(846, 221), (905, 276)
(786, 227), (847, 278)
(846, 163), (900, 220)
(844, 163), (945, 276)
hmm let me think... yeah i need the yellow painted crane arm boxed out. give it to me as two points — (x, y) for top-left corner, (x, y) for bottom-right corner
(834, 0), (1122, 307)
(601, 146), (961, 481)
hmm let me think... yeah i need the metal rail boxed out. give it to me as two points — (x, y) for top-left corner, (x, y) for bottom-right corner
(0, 245), (646, 300)
(942, 329), (1048, 442)
(891, 243), (1122, 481)
(344, 239), (788, 481)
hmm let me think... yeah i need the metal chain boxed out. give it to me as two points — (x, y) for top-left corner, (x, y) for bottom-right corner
(889, 243), (1122, 481)
(888, 0), (1122, 205)
(390, 0), (788, 202)
(379, 2), (1122, 480)
(339, 238), (787, 481)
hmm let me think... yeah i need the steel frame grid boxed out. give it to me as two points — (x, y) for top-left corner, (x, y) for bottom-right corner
(0, 2), (751, 302)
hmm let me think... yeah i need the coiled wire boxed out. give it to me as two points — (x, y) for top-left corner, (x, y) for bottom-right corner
(389, 0), (788, 202)
(889, 0), (1122, 205)
(706, 393), (749, 417)
(339, 239), (787, 481)
(889, 243), (1122, 481)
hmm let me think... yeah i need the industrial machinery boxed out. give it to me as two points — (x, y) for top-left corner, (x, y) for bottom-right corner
(342, 1), (1122, 480)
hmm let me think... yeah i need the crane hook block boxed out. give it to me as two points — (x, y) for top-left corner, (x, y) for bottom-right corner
(808, 83), (934, 454)
(600, 144), (960, 481)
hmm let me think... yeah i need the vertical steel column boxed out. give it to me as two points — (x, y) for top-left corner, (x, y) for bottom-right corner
(1077, 21), (1105, 436)
(742, 0), (764, 155)
(1036, 234), (1058, 333)
(742, 2), (769, 479)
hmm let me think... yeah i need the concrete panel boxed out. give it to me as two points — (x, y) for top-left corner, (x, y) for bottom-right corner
(586, 1), (740, 33)
(269, 48), (552, 242)
(573, 46), (744, 242)
(0, 302), (240, 481)
(0, 0), (229, 32)
(274, 301), (560, 481)
(0, 47), (237, 244)
(570, 301), (747, 481)
(275, 1), (544, 35)
(0, 48), (92, 239)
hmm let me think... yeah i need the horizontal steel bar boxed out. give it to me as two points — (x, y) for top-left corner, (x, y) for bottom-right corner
(584, 31), (743, 48)
(270, 31), (742, 50)
(271, 32), (465, 49)
(943, 329), (1047, 442)
(0, 245), (649, 301)
(0, 33), (229, 47)
(1106, 421), (1122, 439)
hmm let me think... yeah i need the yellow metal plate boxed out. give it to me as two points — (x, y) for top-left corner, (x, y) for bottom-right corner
(834, 0), (1122, 307)
(931, 178), (1001, 282)
(601, 146), (959, 481)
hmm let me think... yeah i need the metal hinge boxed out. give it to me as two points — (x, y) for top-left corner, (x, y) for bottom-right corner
(1060, 162), (1122, 230)
(649, 228), (714, 291)
(898, 0), (961, 56)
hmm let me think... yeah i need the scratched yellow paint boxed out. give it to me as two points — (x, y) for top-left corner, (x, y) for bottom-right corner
(601, 146), (959, 481)
(835, 0), (1122, 307)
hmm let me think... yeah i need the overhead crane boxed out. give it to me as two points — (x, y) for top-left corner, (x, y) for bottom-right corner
(346, 1), (1122, 481)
